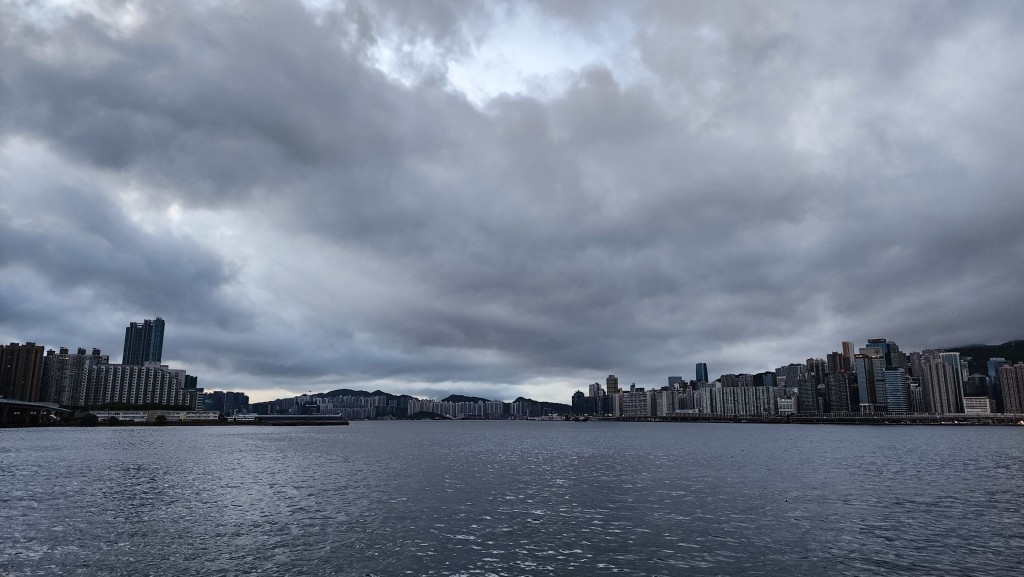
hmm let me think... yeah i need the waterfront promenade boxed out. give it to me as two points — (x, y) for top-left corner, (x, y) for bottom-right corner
(592, 413), (1024, 425)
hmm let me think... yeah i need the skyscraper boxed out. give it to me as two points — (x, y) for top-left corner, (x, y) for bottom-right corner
(0, 342), (44, 401)
(606, 374), (619, 396)
(40, 347), (108, 406)
(987, 358), (1008, 413)
(998, 363), (1024, 414)
(696, 363), (708, 383)
(883, 369), (911, 413)
(797, 375), (819, 414)
(826, 373), (851, 413)
(854, 351), (886, 412)
(842, 341), (855, 369)
(122, 317), (165, 366)
(939, 352), (966, 413)
(919, 354), (961, 414)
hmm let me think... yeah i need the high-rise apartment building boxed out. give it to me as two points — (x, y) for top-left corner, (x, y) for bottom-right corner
(697, 386), (776, 416)
(40, 347), (109, 406)
(826, 351), (848, 375)
(998, 363), (1024, 414)
(912, 351), (964, 414)
(85, 362), (194, 408)
(619, 388), (654, 417)
(776, 363), (805, 389)
(0, 342), (44, 401)
(806, 358), (828, 386)
(939, 352), (966, 413)
(122, 317), (165, 365)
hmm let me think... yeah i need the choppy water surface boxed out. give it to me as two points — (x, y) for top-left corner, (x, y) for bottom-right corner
(2, 422), (1022, 576)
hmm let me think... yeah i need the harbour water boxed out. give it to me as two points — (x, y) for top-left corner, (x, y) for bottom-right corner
(2, 421), (1022, 576)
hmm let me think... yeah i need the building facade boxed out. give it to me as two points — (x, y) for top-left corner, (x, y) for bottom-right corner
(998, 363), (1024, 414)
(696, 363), (708, 384)
(85, 362), (197, 408)
(40, 347), (109, 405)
(122, 317), (165, 366)
(0, 342), (45, 402)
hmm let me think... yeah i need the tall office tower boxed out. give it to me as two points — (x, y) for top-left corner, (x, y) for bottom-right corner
(571, 391), (587, 414)
(122, 317), (165, 365)
(863, 339), (903, 369)
(40, 347), (109, 406)
(797, 375), (819, 414)
(0, 342), (45, 401)
(696, 363), (708, 383)
(588, 382), (604, 398)
(939, 352), (966, 413)
(668, 376), (684, 389)
(883, 369), (911, 413)
(752, 371), (775, 388)
(806, 358), (828, 386)
(987, 358), (1008, 412)
(855, 351), (886, 412)
(842, 341), (855, 369)
(998, 363), (1024, 413)
(606, 374), (620, 396)
(826, 373), (851, 413)
(826, 352), (845, 375)
(965, 374), (989, 397)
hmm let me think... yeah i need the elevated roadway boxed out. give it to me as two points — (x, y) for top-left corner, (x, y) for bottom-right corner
(0, 398), (70, 426)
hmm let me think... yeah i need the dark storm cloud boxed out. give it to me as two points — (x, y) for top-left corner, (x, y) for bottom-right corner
(2, 0), (1024, 400)
(0, 150), (245, 359)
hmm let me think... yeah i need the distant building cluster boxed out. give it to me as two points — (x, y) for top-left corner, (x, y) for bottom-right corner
(571, 338), (1024, 418)
(252, 393), (555, 420)
(0, 318), (247, 415)
(202, 390), (250, 416)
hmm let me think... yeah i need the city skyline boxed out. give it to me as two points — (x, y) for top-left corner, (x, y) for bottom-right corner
(3, 2), (1024, 404)
(7, 319), (1022, 407)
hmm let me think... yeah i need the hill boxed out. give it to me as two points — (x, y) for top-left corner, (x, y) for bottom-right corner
(514, 396), (572, 414)
(946, 340), (1024, 374)
(440, 394), (493, 403)
(314, 388), (411, 400)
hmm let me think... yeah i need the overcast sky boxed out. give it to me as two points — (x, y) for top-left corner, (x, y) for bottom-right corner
(2, 1), (1024, 403)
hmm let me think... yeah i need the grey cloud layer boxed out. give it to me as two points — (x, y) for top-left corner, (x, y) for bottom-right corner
(2, 1), (1023, 399)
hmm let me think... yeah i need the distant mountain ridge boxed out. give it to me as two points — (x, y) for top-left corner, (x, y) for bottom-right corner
(313, 388), (410, 400)
(275, 388), (570, 412)
(947, 340), (1024, 374)
(441, 394), (492, 403)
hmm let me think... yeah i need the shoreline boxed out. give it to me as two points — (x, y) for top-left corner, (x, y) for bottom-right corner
(4, 415), (1022, 428)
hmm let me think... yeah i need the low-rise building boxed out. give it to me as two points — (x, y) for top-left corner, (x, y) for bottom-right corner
(962, 397), (993, 415)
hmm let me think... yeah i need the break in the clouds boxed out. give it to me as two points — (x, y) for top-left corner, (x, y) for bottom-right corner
(2, 0), (1024, 402)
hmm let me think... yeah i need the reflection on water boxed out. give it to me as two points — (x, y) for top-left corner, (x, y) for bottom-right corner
(2, 422), (1022, 576)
